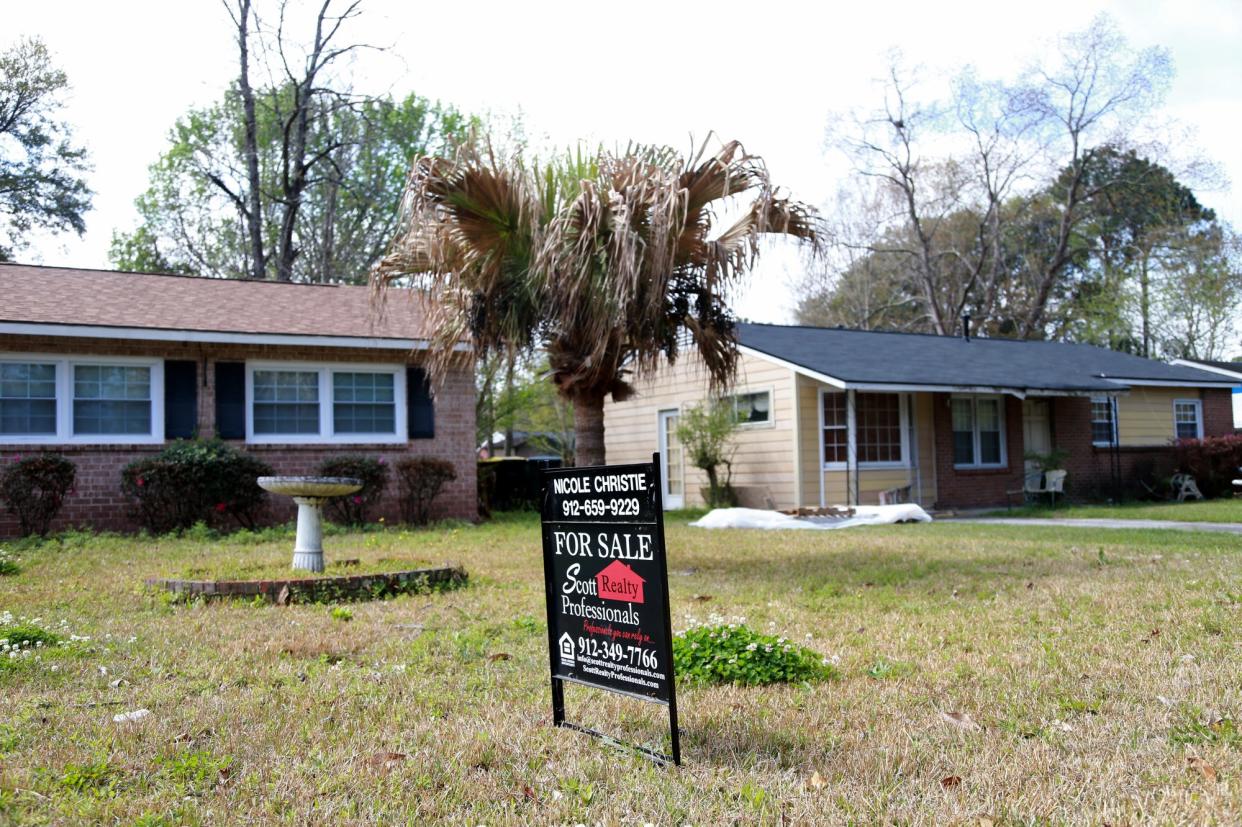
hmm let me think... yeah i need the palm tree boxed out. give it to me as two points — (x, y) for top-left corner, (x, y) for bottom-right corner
(374, 137), (820, 466)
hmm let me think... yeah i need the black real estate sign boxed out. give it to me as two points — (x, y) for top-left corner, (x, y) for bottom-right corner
(540, 455), (680, 765)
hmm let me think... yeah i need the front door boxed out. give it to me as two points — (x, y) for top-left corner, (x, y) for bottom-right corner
(1022, 399), (1052, 456)
(657, 409), (684, 509)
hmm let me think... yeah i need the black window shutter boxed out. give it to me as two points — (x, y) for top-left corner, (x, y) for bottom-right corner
(215, 362), (246, 440)
(407, 366), (434, 439)
(164, 360), (198, 440)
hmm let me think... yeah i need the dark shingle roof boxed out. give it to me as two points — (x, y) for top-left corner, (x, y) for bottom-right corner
(736, 323), (1234, 392)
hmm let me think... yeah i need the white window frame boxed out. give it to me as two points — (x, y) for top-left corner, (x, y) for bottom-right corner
(951, 394), (1008, 469)
(729, 386), (775, 430)
(1173, 398), (1204, 440)
(244, 361), (407, 445)
(0, 353), (164, 445)
(1090, 394), (1118, 447)
(819, 388), (910, 470)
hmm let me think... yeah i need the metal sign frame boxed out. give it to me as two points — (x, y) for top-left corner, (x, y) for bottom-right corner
(540, 453), (680, 766)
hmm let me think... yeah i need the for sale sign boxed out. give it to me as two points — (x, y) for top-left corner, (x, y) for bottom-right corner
(540, 455), (680, 764)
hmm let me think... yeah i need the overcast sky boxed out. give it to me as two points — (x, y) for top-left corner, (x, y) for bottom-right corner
(7, 0), (1241, 324)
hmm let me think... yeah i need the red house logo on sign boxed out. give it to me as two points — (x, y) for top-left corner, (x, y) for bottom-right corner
(596, 560), (645, 604)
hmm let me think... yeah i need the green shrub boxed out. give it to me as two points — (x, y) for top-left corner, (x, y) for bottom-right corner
(675, 400), (740, 507)
(0, 454), (76, 537)
(1172, 434), (1242, 498)
(673, 623), (837, 686)
(395, 457), (457, 525)
(0, 621), (62, 649)
(0, 619), (63, 670)
(316, 455), (389, 526)
(121, 439), (273, 534)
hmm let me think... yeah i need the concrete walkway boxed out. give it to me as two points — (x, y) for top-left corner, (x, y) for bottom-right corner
(946, 517), (1242, 535)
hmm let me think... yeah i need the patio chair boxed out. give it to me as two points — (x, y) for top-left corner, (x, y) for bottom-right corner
(1005, 464), (1045, 509)
(1171, 473), (1204, 502)
(1042, 469), (1068, 508)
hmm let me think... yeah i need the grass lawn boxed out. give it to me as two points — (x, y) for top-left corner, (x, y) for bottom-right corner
(1, 513), (1239, 824)
(992, 497), (1242, 523)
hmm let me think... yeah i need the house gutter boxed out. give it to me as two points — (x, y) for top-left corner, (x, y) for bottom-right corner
(1170, 359), (1242, 382)
(0, 321), (468, 352)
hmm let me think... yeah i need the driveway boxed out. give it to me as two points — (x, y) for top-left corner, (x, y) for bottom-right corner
(945, 517), (1242, 535)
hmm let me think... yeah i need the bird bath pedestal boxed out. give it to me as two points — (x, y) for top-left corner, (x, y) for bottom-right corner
(257, 476), (363, 572)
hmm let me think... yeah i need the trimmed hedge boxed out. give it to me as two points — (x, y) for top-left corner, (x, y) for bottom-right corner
(395, 457), (456, 525)
(0, 454), (76, 537)
(1173, 435), (1242, 498)
(316, 455), (390, 526)
(121, 439), (272, 534)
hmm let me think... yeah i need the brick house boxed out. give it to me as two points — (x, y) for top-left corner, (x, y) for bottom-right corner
(0, 264), (476, 536)
(604, 323), (1236, 510)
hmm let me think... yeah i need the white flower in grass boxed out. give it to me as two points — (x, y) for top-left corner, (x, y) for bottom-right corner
(764, 645), (773, 653)
(746, 643), (758, 652)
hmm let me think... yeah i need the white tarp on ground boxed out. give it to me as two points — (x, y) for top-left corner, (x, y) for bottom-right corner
(689, 504), (933, 531)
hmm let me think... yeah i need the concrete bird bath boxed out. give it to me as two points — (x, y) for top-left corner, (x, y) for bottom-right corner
(257, 476), (363, 572)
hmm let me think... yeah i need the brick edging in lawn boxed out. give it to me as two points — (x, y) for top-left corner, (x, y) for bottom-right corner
(145, 565), (468, 604)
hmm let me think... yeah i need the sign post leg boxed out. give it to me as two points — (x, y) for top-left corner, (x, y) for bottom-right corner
(552, 677), (565, 727)
(652, 451), (681, 766)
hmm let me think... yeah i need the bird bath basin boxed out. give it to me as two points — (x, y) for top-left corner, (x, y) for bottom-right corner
(257, 476), (363, 572)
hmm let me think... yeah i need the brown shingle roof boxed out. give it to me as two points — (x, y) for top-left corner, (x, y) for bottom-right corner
(0, 264), (430, 341)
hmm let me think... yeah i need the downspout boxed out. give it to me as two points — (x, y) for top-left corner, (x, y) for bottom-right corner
(791, 370), (803, 509)
(908, 393), (921, 505)
(1111, 396), (1122, 502)
(846, 389), (858, 506)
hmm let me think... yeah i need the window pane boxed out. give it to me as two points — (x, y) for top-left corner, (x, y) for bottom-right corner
(951, 399), (974, 464)
(822, 392), (847, 462)
(253, 370), (320, 435)
(1091, 397), (1114, 445)
(979, 430), (1002, 464)
(1174, 402), (1200, 439)
(822, 392), (846, 428)
(332, 373), (396, 434)
(0, 400), (57, 435)
(976, 398), (1000, 432)
(977, 399), (1002, 464)
(733, 391), (770, 424)
(823, 427), (847, 463)
(951, 398), (973, 432)
(74, 400), (151, 435)
(72, 365), (151, 435)
(857, 393), (901, 463)
(0, 363), (58, 435)
(253, 403), (320, 434)
(953, 431), (975, 465)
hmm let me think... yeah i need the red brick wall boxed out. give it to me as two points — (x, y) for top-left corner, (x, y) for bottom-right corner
(931, 393), (1026, 509)
(0, 335), (476, 536)
(928, 388), (1233, 509)
(1202, 388), (1234, 437)
(1054, 388), (1235, 500)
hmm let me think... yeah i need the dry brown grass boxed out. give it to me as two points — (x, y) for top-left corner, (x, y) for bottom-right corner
(0, 515), (1239, 825)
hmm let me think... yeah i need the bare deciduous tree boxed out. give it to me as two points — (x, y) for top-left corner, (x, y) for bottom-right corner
(821, 15), (1174, 339)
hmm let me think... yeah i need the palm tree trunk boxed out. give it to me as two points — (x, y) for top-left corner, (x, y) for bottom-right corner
(572, 393), (606, 467)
